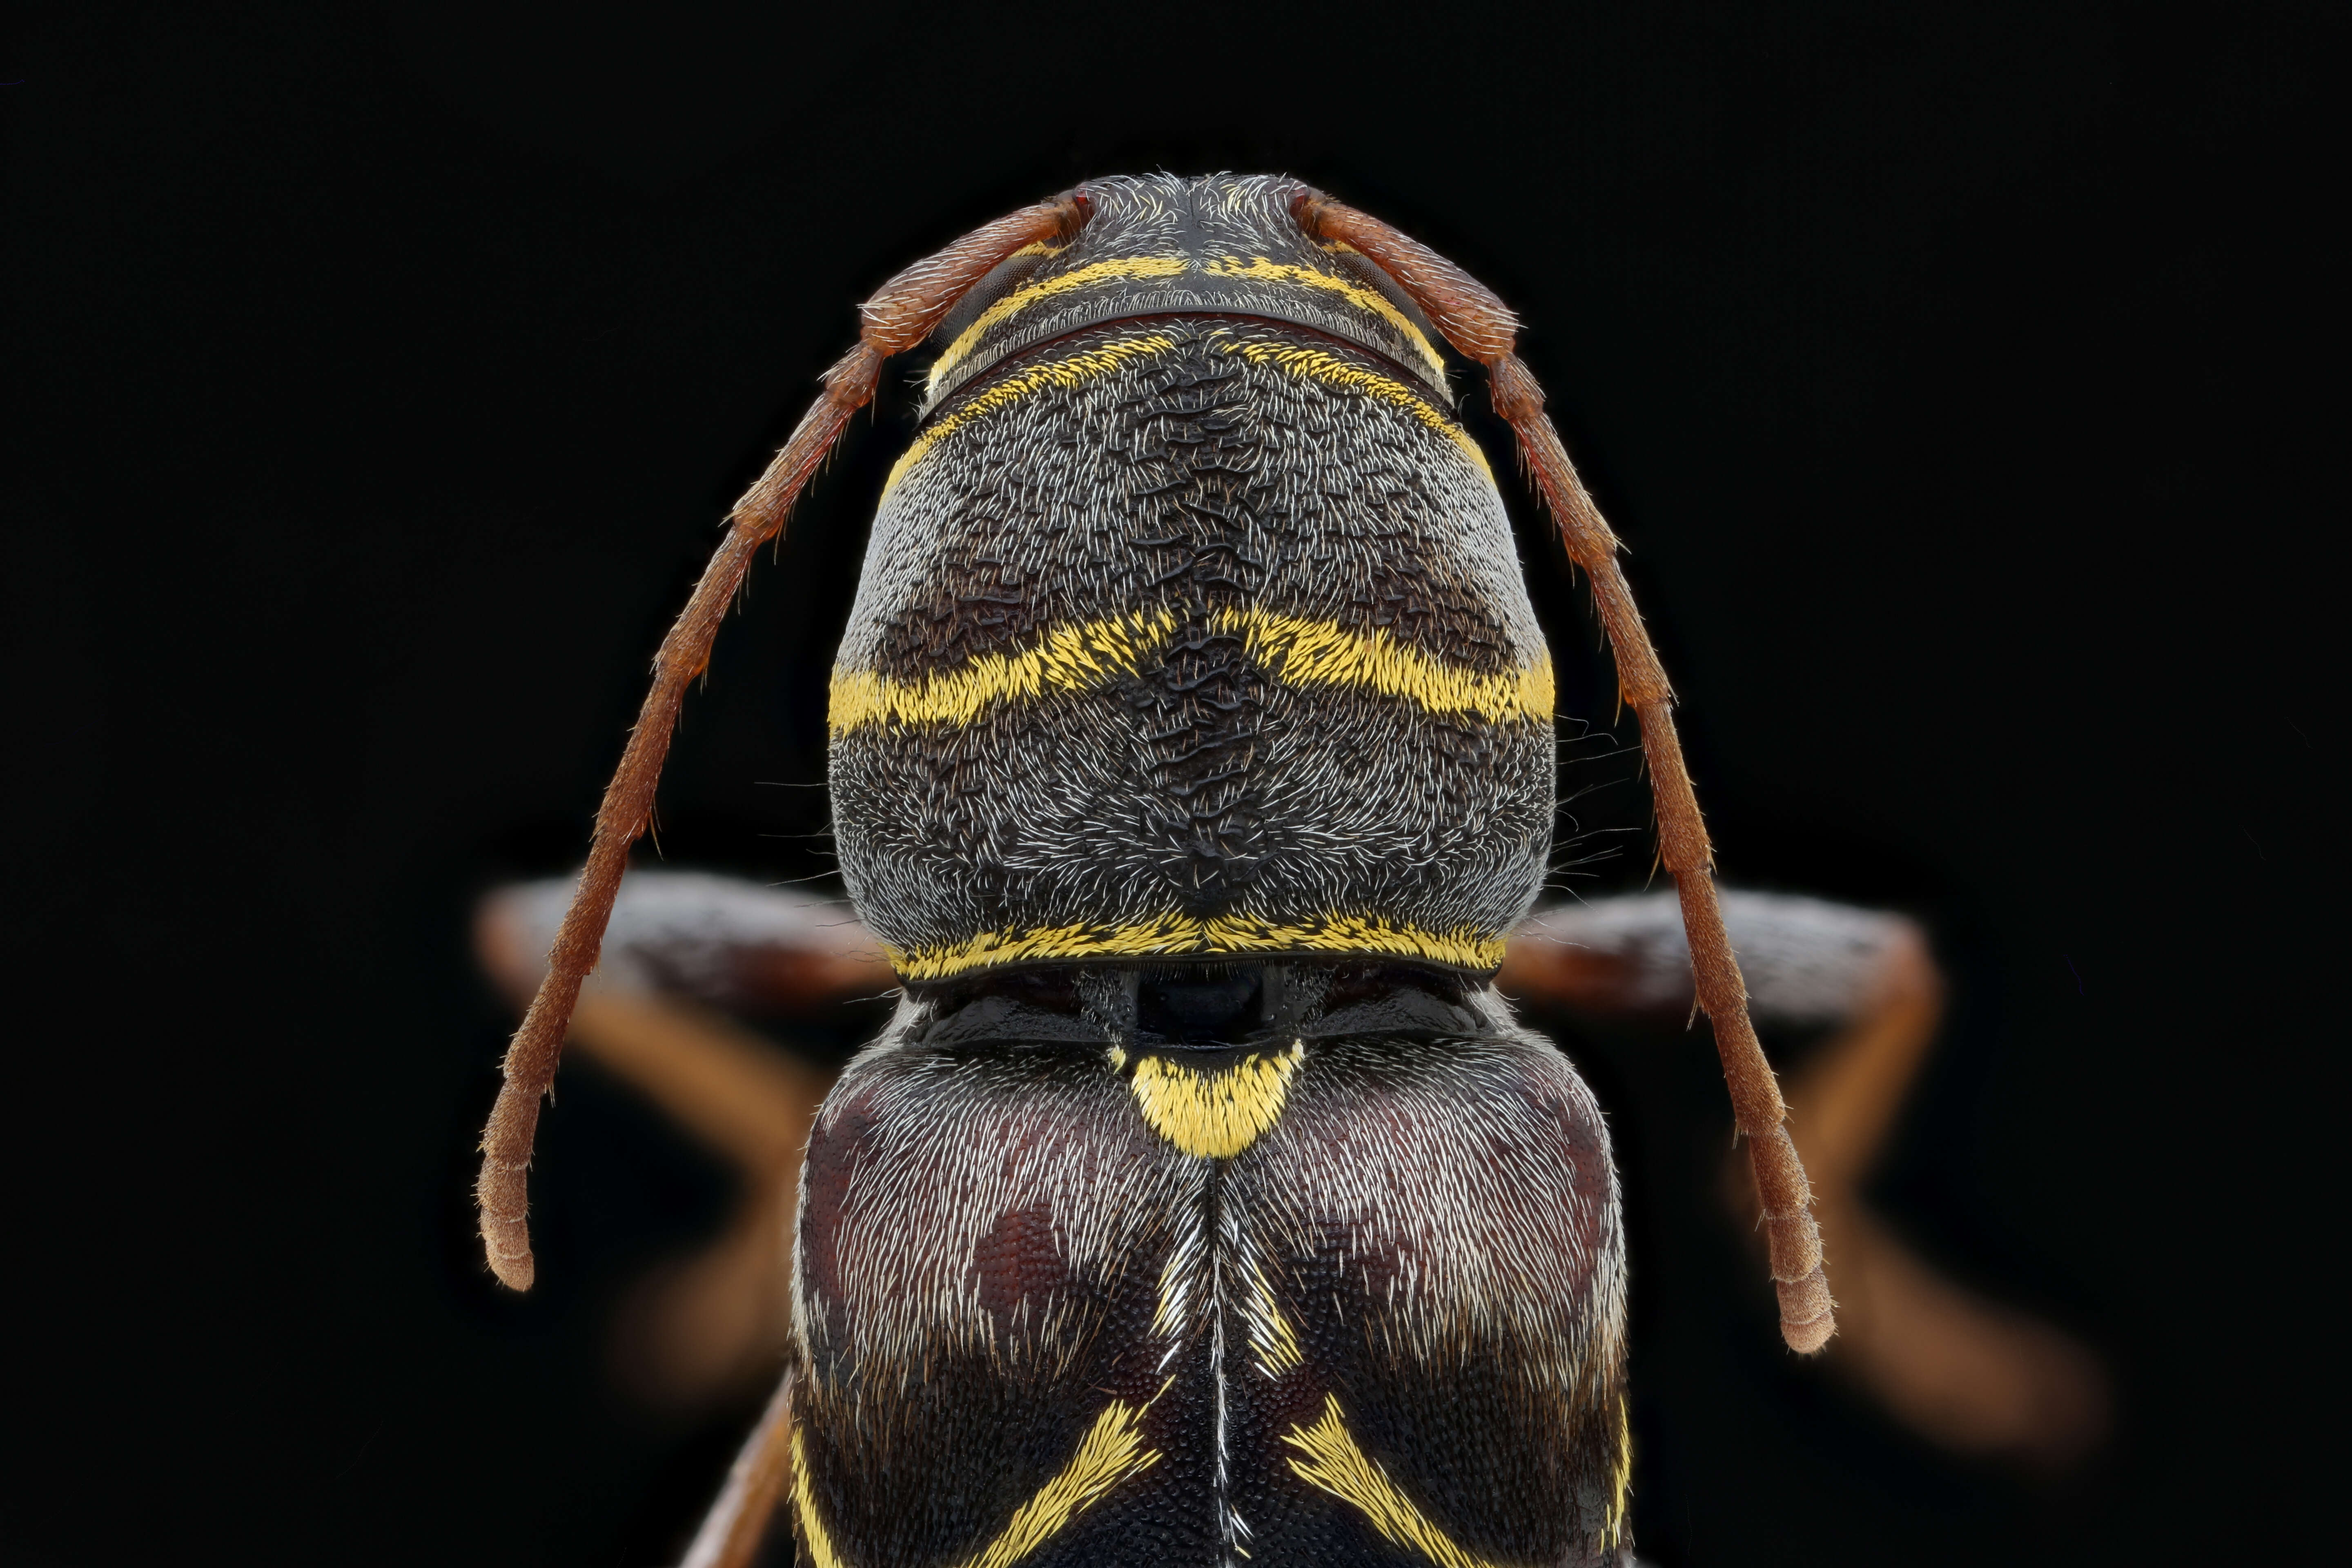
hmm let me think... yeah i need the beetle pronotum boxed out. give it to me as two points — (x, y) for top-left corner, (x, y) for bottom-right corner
(475, 174), (1832, 1567)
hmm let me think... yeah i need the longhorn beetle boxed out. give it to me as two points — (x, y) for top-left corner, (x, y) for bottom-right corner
(476, 174), (1833, 1568)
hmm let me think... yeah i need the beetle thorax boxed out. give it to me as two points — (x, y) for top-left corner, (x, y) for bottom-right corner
(828, 174), (1556, 985)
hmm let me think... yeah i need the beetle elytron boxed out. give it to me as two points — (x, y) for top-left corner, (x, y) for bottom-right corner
(475, 174), (1832, 1568)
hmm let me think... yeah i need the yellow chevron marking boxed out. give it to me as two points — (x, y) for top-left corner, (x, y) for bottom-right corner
(1214, 335), (1492, 480)
(828, 607), (1177, 733)
(1227, 609), (1554, 724)
(1127, 1042), (1303, 1160)
(955, 1399), (1164, 1568)
(885, 332), (1182, 499)
(1281, 1395), (1509, 1568)
(790, 1430), (850, 1568)
(927, 255), (1191, 399)
(884, 914), (1508, 983)
(1201, 254), (1450, 387)
(1246, 1262), (1305, 1374)
(830, 608), (1550, 736)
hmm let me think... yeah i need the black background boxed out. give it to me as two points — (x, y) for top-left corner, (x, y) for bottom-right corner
(3, 2), (2340, 1564)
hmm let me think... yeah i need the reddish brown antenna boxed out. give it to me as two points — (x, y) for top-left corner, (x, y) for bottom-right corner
(474, 194), (1090, 1291)
(1295, 186), (1834, 1353)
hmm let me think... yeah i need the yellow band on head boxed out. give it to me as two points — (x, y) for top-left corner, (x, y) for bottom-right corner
(924, 252), (1451, 404)
(925, 256), (1191, 399)
(1200, 255), (1450, 387)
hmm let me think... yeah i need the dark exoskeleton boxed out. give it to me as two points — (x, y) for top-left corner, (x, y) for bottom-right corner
(472, 175), (1836, 1568)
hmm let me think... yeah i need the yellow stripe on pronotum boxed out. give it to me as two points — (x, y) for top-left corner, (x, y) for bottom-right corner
(830, 608), (1552, 735)
(884, 332), (1182, 499)
(925, 255), (1191, 399)
(883, 913), (1510, 983)
(1229, 608), (1554, 725)
(1127, 1041), (1304, 1159)
(954, 1397), (1165, 1568)
(828, 607), (1178, 733)
(899, 301), (1486, 502)
(1280, 1395), (1510, 1568)
(1214, 334), (1492, 481)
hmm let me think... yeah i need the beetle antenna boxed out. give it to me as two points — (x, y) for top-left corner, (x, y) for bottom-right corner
(474, 193), (1091, 1290)
(1294, 185), (1834, 1352)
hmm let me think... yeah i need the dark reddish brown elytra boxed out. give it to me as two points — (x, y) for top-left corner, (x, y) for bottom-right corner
(473, 180), (1832, 1355)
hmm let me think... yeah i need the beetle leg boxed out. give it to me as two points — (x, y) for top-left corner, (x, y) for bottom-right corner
(676, 1368), (797, 1568)
(474, 194), (1091, 1289)
(1296, 187), (1832, 1352)
(1508, 891), (2107, 1464)
(475, 875), (870, 1402)
(1766, 917), (2107, 1466)
(475, 871), (891, 1020)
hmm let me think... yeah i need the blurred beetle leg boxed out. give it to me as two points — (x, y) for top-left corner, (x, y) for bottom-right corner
(1499, 891), (1704, 1016)
(476, 870), (894, 1017)
(609, 1169), (796, 1408)
(1809, 1198), (2108, 1468)
(677, 1369), (796, 1568)
(1777, 916), (1943, 1194)
(1778, 929), (2107, 1468)
(1507, 891), (2106, 1464)
(553, 991), (830, 1177)
(474, 880), (847, 1404)
(563, 991), (833, 1406)
(1506, 889), (1928, 1027)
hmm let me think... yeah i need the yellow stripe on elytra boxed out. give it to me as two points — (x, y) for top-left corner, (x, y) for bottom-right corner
(884, 913), (1508, 982)
(885, 332), (1181, 499)
(926, 255), (1191, 399)
(830, 607), (1550, 736)
(790, 1431), (849, 1568)
(1605, 1393), (1632, 1550)
(1215, 335), (1492, 480)
(955, 1399), (1163, 1568)
(1201, 254), (1449, 387)
(1127, 1042), (1303, 1159)
(828, 607), (1177, 733)
(1281, 1395), (1509, 1568)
